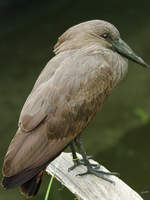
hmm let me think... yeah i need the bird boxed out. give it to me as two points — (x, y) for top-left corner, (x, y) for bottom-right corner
(2, 20), (148, 197)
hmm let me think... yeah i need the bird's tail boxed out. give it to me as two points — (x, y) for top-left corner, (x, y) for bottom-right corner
(20, 170), (44, 197)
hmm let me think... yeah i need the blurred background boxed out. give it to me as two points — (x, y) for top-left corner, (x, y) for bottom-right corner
(0, 0), (150, 199)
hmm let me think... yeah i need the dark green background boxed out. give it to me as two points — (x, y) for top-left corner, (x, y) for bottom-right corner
(0, 0), (150, 199)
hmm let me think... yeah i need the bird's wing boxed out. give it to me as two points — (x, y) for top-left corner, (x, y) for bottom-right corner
(2, 51), (113, 188)
(30, 51), (74, 92)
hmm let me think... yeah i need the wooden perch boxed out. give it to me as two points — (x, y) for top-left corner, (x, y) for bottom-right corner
(46, 153), (143, 200)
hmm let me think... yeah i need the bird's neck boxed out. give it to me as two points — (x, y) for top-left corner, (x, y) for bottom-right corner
(89, 46), (128, 87)
(111, 51), (128, 87)
(54, 41), (128, 88)
(82, 45), (128, 87)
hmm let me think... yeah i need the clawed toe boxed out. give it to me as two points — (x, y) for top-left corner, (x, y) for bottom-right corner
(68, 160), (81, 171)
(68, 157), (100, 172)
(69, 136), (119, 184)
(76, 167), (119, 184)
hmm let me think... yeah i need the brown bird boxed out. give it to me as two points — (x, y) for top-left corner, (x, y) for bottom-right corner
(2, 20), (148, 197)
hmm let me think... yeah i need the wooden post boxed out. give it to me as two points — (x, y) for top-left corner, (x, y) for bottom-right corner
(46, 153), (143, 200)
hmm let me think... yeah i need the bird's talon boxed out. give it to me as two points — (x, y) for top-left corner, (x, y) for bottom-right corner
(69, 157), (100, 172)
(68, 161), (80, 172)
(90, 163), (100, 169)
(93, 170), (119, 176)
(76, 167), (117, 183)
(86, 155), (94, 160)
(76, 171), (89, 176)
(68, 165), (76, 172)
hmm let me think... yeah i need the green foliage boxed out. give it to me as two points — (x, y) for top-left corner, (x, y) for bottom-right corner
(44, 175), (55, 200)
(134, 108), (150, 124)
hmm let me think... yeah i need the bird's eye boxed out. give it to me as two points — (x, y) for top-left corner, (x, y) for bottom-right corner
(101, 33), (109, 39)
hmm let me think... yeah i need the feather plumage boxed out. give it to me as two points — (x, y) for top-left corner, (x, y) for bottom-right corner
(2, 20), (128, 196)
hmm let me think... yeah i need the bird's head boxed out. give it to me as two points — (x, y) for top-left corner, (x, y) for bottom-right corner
(54, 20), (148, 68)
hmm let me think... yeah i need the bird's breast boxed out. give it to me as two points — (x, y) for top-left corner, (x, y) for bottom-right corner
(51, 66), (114, 138)
(111, 51), (128, 86)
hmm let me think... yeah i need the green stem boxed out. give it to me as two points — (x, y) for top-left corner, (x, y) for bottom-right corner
(44, 174), (55, 200)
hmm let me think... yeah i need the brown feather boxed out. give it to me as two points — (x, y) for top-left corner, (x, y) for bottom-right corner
(19, 112), (47, 132)
(2, 20), (128, 196)
(20, 172), (43, 197)
(2, 52), (115, 190)
(20, 170), (44, 197)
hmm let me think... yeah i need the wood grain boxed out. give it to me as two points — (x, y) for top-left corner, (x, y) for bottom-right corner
(46, 153), (143, 200)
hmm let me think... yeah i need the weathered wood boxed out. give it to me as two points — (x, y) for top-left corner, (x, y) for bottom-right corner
(46, 153), (143, 200)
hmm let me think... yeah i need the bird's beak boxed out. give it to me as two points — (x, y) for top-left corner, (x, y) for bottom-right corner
(112, 38), (148, 68)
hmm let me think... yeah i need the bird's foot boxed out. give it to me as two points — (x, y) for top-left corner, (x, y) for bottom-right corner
(77, 166), (119, 183)
(68, 156), (100, 172)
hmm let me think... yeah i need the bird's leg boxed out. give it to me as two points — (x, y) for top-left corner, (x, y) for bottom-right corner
(68, 137), (99, 172)
(68, 135), (100, 172)
(74, 135), (100, 169)
(75, 135), (119, 183)
(68, 142), (82, 171)
(69, 142), (92, 171)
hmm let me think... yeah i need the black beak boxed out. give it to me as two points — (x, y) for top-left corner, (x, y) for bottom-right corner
(112, 38), (148, 68)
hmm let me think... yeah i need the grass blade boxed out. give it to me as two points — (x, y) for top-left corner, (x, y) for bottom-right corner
(44, 174), (55, 200)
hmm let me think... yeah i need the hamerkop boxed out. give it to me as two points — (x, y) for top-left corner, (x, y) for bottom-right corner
(2, 20), (148, 197)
